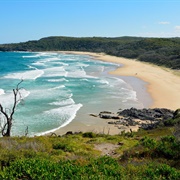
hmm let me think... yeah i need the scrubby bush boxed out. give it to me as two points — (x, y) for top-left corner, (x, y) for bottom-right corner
(1, 157), (180, 180)
(82, 132), (96, 138)
(164, 118), (180, 126)
(140, 136), (157, 149)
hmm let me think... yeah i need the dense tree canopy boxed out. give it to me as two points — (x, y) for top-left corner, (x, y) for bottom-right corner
(0, 36), (180, 69)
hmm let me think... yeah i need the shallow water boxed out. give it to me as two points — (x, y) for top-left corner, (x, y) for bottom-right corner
(0, 52), (151, 136)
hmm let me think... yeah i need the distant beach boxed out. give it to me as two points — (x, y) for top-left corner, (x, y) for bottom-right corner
(59, 51), (180, 110)
(52, 51), (180, 136)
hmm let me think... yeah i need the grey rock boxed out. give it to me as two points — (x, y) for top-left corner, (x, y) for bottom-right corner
(118, 108), (174, 121)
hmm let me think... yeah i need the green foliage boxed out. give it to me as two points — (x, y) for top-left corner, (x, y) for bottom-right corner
(136, 126), (173, 138)
(156, 136), (180, 159)
(164, 118), (180, 126)
(82, 132), (96, 138)
(0, 157), (180, 180)
(121, 135), (180, 162)
(0, 157), (123, 179)
(143, 163), (180, 180)
(163, 110), (180, 127)
(0, 128), (180, 179)
(140, 136), (157, 149)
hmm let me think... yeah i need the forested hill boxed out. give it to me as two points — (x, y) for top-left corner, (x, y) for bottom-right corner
(0, 36), (180, 69)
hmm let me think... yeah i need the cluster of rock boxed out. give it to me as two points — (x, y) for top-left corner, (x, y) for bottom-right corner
(99, 111), (120, 119)
(118, 108), (174, 121)
(92, 108), (175, 130)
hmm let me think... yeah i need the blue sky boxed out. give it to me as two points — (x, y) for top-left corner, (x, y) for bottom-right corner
(0, 0), (180, 43)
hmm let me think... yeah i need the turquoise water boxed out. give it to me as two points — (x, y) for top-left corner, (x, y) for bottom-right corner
(0, 52), (145, 136)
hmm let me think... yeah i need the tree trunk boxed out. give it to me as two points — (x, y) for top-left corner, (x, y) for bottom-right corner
(3, 119), (12, 137)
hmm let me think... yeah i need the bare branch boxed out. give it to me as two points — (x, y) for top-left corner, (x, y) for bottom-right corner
(10, 80), (23, 120)
(0, 104), (9, 120)
(10, 89), (17, 120)
(16, 79), (23, 90)
(25, 126), (28, 136)
(0, 80), (24, 137)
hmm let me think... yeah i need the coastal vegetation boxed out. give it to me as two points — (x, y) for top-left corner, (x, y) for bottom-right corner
(0, 112), (179, 179)
(0, 36), (180, 69)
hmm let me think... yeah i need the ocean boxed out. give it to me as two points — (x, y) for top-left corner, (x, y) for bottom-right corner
(0, 52), (151, 136)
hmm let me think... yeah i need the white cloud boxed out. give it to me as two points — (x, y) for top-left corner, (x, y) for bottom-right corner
(158, 21), (170, 25)
(175, 26), (180, 32)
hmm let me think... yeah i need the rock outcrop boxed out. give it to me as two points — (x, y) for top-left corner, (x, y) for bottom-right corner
(95, 108), (175, 130)
(118, 108), (174, 121)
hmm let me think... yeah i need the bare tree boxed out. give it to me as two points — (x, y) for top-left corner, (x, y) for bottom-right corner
(0, 80), (23, 137)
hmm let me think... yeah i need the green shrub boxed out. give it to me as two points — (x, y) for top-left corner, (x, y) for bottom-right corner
(1, 157), (180, 180)
(121, 135), (180, 162)
(143, 163), (180, 180)
(164, 118), (180, 126)
(0, 157), (123, 179)
(156, 136), (180, 159)
(82, 132), (96, 138)
(140, 136), (157, 149)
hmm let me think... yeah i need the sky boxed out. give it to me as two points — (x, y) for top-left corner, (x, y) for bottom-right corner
(0, 0), (180, 43)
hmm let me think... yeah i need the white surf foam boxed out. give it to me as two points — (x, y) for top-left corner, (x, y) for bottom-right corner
(43, 67), (67, 77)
(47, 78), (69, 82)
(31, 61), (46, 66)
(48, 85), (65, 91)
(0, 89), (5, 96)
(0, 89), (30, 108)
(27, 65), (37, 70)
(4, 69), (44, 80)
(76, 63), (89, 67)
(66, 67), (95, 79)
(22, 54), (40, 58)
(29, 87), (72, 101)
(49, 98), (75, 106)
(109, 77), (127, 88)
(118, 88), (138, 101)
(39, 52), (58, 56)
(35, 103), (82, 136)
(41, 57), (61, 62)
(33, 52), (58, 57)
(98, 79), (109, 85)
(126, 90), (137, 101)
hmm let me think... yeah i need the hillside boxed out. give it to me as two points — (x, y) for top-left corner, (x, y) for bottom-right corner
(0, 36), (180, 69)
(0, 112), (180, 179)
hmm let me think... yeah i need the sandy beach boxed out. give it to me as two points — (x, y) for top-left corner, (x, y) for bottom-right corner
(51, 51), (180, 136)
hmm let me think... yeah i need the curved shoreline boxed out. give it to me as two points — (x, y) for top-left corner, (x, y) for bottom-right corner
(59, 51), (180, 110)
(49, 51), (180, 136)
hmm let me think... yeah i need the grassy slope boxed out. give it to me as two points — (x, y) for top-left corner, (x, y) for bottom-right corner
(0, 118), (180, 179)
